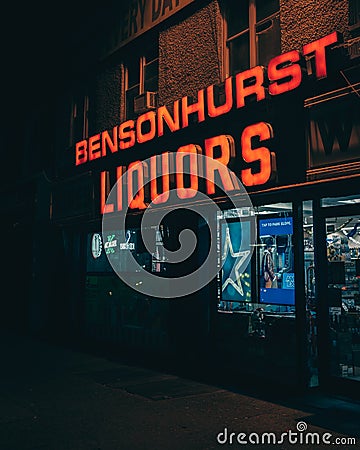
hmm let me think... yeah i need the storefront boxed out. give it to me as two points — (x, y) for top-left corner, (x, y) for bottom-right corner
(79, 188), (360, 395)
(48, 25), (357, 397)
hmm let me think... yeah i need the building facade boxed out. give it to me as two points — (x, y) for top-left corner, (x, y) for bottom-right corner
(3, 0), (360, 396)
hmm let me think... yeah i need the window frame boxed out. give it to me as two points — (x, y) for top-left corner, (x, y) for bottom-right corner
(349, 0), (360, 31)
(125, 51), (159, 119)
(70, 92), (89, 146)
(224, 0), (280, 78)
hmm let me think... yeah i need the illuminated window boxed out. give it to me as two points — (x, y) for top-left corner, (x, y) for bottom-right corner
(224, 0), (280, 76)
(349, 0), (360, 30)
(70, 92), (89, 145)
(125, 45), (159, 119)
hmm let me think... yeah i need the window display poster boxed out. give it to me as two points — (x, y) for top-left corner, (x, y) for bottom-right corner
(220, 220), (252, 306)
(259, 216), (295, 305)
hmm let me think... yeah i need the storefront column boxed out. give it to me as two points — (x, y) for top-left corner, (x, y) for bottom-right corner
(312, 199), (330, 388)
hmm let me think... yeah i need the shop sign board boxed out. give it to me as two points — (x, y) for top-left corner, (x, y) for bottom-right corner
(74, 32), (340, 215)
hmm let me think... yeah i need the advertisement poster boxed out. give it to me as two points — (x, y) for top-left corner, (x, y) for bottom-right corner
(259, 216), (295, 305)
(220, 220), (252, 310)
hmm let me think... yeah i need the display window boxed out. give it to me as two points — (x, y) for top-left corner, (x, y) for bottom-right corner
(215, 203), (297, 383)
(217, 203), (295, 313)
(325, 214), (360, 381)
(303, 197), (360, 387)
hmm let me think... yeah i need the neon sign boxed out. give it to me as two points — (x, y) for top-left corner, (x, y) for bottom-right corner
(104, 234), (117, 254)
(74, 32), (340, 214)
(91, 233), (103, 258)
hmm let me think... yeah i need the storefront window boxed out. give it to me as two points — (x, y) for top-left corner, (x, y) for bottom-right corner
(217, 203), (295, 314)
(326, 214), (360, 380)
(86, 226), (168, 275)
(215, 202), (297, 384)
(84, 227), (169, 347)
(349, 0), (360, 30)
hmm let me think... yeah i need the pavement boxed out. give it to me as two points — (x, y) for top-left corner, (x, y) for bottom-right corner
(1, 330), (360, 450)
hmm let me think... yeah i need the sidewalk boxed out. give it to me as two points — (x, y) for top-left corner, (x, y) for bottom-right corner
(0, 330), (359, 450)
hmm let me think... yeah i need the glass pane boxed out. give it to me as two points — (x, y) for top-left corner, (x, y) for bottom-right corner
(144, 59), (159, 92)
(349, 0), (360, 26)
(226, 0), (249, 37)
(127, 59), (140, 88)
(256, 0), (279, 22)
(144, 76), (158, 93)
(144, 43), (159, 64)
(126, 84), (140, 119)
(326, 215), (360, 381)
(256, 14), (280, 67)
(145, 59), (158, 81)
(228, 32), (250, 74)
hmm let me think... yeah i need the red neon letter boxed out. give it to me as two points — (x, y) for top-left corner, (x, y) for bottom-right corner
(75, 140), (88, 166)
(205, 135), (236, 195)
(150, 153), (170, 204)
(207, 77), (233, 118)
(127, 161), (147, 210)
(119, 120), (135, 149)
(181, 90), (205, 128)
(136, 111), (156, 144)
(302, 31), (339, 79)
(268, 50), (302, 96)
(158, 101), (180, 136)
(241, 122), (274, 187)
(100, 171), (115, 214)
(176, 144), (201, 199)
(101, 127), (118, 157)
(236, 66), (266, 108)
(89, 134), (101, 161)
